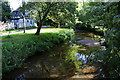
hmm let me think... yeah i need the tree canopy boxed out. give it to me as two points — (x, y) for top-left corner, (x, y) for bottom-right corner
(20, 2), (78, 35)
(2, 2), (11, 22)
(77, 2), (120, 78)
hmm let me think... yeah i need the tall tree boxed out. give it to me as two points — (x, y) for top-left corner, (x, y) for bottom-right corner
(21, 1), (26, 33)
(23, 2), (54, 35)
(81, 2), (120, 78)
(2, 2), (11, 22)
(48, 2), (78, 28)
(21, 2), (78, 35)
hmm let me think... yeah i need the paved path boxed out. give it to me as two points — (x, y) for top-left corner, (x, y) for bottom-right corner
(1, 28), (37, 36)
(1, 26), (51, 36)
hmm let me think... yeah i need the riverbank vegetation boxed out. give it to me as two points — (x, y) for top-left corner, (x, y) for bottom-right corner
(1, 1), (120, 79)
(76, 2), (120, 78)
(2, 28), (74, 73)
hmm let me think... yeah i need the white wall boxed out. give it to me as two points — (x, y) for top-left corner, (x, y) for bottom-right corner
(11, 18), (35, 28)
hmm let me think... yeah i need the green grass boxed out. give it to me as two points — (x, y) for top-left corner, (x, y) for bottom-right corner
(1, 28), (74, 73)
(1, 28), (72, 41)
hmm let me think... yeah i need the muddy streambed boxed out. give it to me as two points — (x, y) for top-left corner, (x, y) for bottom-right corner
(3, 31), (105, 80)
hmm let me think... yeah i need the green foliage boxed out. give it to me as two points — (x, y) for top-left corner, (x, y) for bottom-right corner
(75, 2), (120, 78)
(48, 2), (78, 28)
(75, 23), (86, 30)
(2, 29), (74, 73)
(20, 2), (78, 28)
(2, 2), (11, 22)
(75, 23), (104, 35)
(82, 2), (120, 78)
(64, 45), (82, 68)
(76, 2), (107, 34)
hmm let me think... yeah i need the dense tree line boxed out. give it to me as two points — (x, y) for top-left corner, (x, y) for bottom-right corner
(77, 2), (120, 78)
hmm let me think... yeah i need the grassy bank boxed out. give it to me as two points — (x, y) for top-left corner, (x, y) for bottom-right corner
(1, 28), (74, 73)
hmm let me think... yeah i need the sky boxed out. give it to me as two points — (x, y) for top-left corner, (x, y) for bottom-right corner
(8, 0), (22, 11)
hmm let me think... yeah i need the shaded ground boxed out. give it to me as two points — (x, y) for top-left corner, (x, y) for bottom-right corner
(2, 30), (104, 80)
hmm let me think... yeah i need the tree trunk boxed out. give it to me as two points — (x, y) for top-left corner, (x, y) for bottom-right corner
(35, 4), (52, 35)
(22, 2), (26, 33)
(23, 16), (26, 33)
(118, 2), (120, 14)
(35, 20), (43, 35)
(58, 22), (60, 28)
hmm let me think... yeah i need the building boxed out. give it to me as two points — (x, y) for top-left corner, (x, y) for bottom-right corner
(10, 10), (35, 29)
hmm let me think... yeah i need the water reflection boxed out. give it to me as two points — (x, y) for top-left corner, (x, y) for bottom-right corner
(74, 53), (88, 64)
(15, 74), (26, 80)
(7, 43), (77, 80)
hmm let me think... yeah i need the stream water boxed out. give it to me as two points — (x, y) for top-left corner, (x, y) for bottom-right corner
(3, 30), (105, 80)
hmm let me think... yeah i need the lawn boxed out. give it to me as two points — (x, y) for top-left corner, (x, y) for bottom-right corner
(1, 28), (72, 41)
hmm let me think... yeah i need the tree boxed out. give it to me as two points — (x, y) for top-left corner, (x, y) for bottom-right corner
(48, 2), (78, 28)
(81, 2), (120, 78)
(22, 2), (54, 35)
(2, 2), (11, 22)
(20, 1), (27, 33)
(21, 2), (78, 35)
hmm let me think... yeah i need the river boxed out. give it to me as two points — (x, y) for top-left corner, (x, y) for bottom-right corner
(2, 30), (106, 80)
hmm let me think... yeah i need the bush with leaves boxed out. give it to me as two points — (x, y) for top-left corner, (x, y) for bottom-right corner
(86, 2), (120, 78)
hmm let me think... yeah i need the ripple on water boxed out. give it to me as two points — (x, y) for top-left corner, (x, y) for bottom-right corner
(77, 39), (100, 46)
